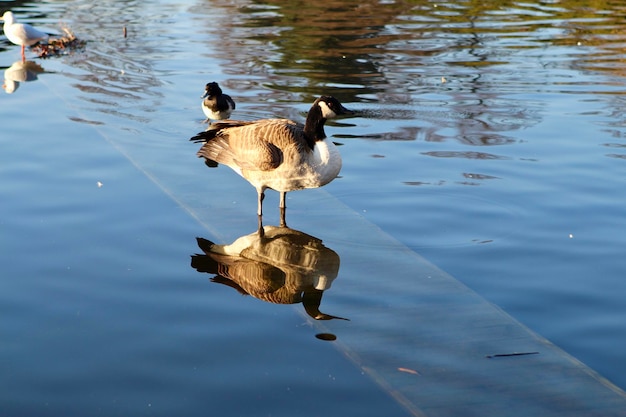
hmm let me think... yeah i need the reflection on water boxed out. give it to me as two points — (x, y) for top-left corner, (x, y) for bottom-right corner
(183, 0), (626, 391)
(200, 0), (626, 153)
(45, 0), (170, 126)
(196, 0), (546, 152)
(2, 60), (45, 93)
(191, 225), (348, 322)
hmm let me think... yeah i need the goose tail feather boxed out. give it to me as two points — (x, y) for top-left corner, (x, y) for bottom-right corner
(190, 130), (216, 143)
(189, 120), (252, 143)
(197, 137), (235, 165)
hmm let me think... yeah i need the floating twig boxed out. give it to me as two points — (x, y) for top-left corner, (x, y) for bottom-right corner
(398, 367), (420, 375)
(486, 351), (539, 359)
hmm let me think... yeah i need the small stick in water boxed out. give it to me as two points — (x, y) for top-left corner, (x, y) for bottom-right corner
(486, 351), (539, 359)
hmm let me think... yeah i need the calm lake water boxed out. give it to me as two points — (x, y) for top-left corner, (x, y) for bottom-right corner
(2, 0), (626, 415)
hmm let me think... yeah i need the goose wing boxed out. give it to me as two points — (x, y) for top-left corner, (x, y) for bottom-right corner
(192, 119), (302, 171)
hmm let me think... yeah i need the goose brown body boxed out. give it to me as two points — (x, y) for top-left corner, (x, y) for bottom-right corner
(196, 118), (340, 190)
(190, 96), (351, 231)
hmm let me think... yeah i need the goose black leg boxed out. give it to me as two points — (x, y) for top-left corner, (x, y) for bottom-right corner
(257, 214), (265, 237)
(257, 190), (265, 217)
(279, 192), (287, 228)
(257, 190), (265, 237)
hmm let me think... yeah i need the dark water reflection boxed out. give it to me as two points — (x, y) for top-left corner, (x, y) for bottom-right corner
(199, 0), (612, 147)
(47, 0), (626, 152)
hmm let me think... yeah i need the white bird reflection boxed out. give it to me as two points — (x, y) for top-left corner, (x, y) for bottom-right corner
(3, 60), (45, 93)
(191, 225), (348, 321)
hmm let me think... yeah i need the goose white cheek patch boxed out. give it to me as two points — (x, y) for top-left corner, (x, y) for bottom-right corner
(318, 101), (337, 119)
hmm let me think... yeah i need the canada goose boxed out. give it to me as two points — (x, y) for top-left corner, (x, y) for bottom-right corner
(1, 11), (49, 61)
(190, 95), (351, 233)
(201, 81), (235, 122)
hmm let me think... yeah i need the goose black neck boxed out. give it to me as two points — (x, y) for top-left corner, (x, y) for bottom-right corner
(303, 103), (327, 149)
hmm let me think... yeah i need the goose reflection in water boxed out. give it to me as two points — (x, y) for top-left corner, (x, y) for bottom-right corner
(191, 225), (348, 321)
(3, 60), (45, 93)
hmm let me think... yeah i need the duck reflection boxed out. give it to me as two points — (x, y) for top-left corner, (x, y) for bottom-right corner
(191, 225), (348, 321)
(2, 60), (45, 93)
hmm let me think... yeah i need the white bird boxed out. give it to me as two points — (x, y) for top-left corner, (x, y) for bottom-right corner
(190, 96), (351, 233)
(1, 11), (49, 61)
(201, 81), (235, 123)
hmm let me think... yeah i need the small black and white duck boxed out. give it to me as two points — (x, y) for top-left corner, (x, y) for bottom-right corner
(201, 81), (235, 123)
(190, 95), (352, 232)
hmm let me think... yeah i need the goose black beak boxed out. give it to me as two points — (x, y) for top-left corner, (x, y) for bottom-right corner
(338, 104), (354, 116)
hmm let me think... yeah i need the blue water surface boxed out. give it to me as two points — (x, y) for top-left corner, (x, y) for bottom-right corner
(2, 0), (626, 415)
